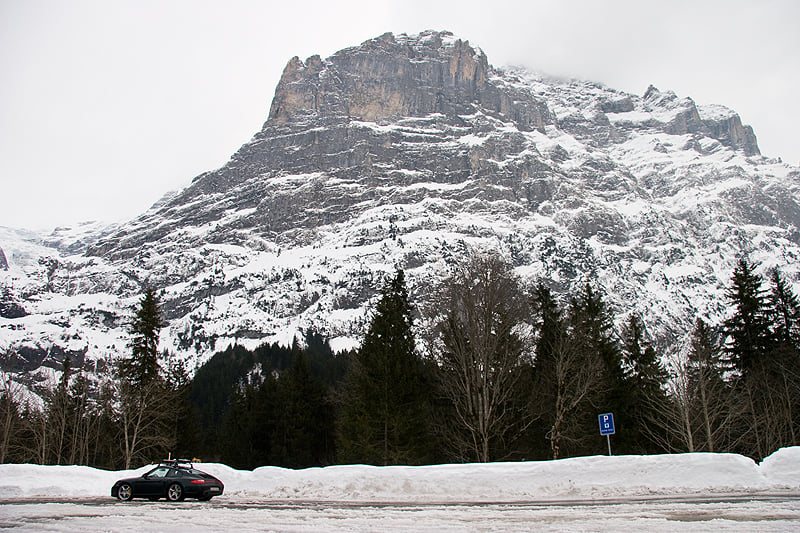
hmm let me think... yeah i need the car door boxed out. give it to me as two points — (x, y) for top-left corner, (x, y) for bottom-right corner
(135, 466), (170, 497)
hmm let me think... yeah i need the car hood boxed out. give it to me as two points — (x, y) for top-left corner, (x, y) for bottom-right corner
(113, 476), (142, 485)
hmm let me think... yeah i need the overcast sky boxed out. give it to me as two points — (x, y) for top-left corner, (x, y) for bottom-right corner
(1, 0), (798, 231)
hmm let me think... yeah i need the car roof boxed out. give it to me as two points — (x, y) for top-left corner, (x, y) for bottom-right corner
(156, 459), (199, 470)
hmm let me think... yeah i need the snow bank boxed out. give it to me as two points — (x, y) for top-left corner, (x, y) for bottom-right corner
(0, 463), (151, 499)
(2, 448), (798, 502)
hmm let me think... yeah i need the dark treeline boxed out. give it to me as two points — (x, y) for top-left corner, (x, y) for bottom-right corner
(2, 253), (799, 469)
(182, 336), (346, 469)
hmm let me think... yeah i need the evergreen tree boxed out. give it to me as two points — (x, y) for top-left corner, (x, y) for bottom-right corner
(768, 269), (800, 348)
(762, 269), (800, 450)
(271, 345), (335, 467)
(532, 284), (562, 367)
(724, 258), (771, 374)
(65, 370), (92, 465)
(120, 288), (165, 387)
(220, 382), (272, 469)
(725, 260), (798, 459)
(567, 282), (625, 454)
(569, 283), (622, 381)
(46, 357), (73, 464)
(116, 287), (176, 468)
(338, 269), (433, 465)
(622, 314), (669, 403)
(620, 314), (669, 453)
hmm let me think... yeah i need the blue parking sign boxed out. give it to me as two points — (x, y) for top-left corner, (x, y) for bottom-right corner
(598, 413), (615, 435)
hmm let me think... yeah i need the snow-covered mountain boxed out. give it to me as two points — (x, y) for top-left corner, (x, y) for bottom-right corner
(2, 30), (800, 393)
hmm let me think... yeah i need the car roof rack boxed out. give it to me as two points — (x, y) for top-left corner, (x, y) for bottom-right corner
(161, 458), (194, 467)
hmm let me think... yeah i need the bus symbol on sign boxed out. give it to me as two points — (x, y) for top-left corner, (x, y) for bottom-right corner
(599, 413), (615, 435)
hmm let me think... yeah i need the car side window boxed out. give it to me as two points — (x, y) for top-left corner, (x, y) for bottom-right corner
(150, 467), (169, 478)
(167, 469), (180, 477)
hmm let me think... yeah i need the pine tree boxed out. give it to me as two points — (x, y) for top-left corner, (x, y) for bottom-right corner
(569, 283), (622, 382)
(768, 269), (800, 348)
(724, 258), (771, 374)
(567, 283), (625, 454)
(622, 314), (668, 402)
(532, 284), (562, 366)
(337, 269), (433, 465)
(120, 288), (164, 387)
(620, 313), (669, 453)
(725, 260), (797, 459)
(271, 345), (335, 467)
(220, 382), (271, 469)
(116, 287), (175, 468)
(762, 269), (800, 450)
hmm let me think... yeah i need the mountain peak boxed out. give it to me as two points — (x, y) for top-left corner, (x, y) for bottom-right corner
(267, 30), (502, 125)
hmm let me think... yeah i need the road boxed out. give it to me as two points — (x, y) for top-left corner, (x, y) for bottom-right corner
(2, 494), (800, 531)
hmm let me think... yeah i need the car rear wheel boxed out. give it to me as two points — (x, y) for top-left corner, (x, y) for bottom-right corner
(117, 483), (133, 501)
(167, 483), (184, 502)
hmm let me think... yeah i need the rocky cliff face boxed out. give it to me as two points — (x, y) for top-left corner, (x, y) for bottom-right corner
(267, 32), (546, 129)
(2, 31), (799, 394)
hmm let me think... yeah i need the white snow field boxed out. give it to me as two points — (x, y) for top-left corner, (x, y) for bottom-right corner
(2, 448), (800, 531)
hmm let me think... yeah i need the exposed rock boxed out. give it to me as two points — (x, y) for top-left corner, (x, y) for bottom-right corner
(0, 289), (26, 318)
(267, 31), (516, 126)
(700, 106), (760, 156)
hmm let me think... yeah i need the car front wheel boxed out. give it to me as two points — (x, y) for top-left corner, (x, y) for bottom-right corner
(167, 483), (184, 502)
(117, 483), (133, 501)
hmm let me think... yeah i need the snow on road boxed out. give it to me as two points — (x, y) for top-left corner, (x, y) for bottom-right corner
(2, 448), (800, 531)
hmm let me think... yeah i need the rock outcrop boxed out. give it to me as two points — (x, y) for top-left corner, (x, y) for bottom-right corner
(267, 31), (548, 129)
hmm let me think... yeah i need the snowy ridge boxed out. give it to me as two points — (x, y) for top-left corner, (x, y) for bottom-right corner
(2, 448), (800, 501)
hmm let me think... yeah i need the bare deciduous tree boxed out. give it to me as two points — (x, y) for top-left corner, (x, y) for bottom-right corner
(436, 252), (533, 462)
(536, 323), (605, 459)
(0, 372), (23, 463)
(116, 378), (178, 469)
(646, 322), (737, 454)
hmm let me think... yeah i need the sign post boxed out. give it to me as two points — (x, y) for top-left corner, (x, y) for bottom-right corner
(598, 412), (615, 456)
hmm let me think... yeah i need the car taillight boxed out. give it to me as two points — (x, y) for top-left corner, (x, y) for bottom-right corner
(191, 479), (207, 484)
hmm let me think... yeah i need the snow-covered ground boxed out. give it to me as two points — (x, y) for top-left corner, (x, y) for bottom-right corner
(2, 449), (800, 531)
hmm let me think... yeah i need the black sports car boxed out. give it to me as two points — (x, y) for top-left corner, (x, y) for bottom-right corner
(112, 459), (224, 502)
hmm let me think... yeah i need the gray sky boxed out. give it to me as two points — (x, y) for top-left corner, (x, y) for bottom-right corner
(1, 0), (798, 230)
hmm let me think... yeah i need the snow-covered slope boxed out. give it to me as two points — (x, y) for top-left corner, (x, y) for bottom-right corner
(2, 31), (800, 393)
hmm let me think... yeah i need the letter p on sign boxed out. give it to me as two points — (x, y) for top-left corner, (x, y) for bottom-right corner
(599, 413), (615, 435)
